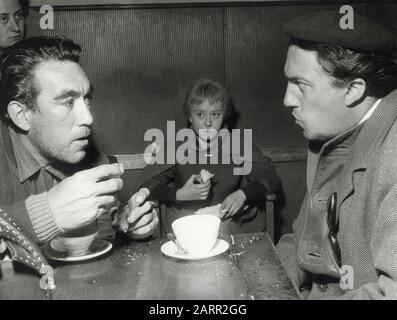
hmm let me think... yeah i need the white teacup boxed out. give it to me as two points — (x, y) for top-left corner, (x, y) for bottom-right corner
(171, 214), (220, 255)
(51, 223), (99, 256)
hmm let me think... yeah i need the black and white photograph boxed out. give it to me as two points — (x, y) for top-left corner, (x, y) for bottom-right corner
(0, 0), (396, 304)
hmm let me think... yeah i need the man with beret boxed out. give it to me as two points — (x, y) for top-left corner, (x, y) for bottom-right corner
(276, 10), (397, 299)
(0, 36), (158, 246)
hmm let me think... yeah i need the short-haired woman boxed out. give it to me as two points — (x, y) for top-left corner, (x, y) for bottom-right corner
(140, 79), (281, 235)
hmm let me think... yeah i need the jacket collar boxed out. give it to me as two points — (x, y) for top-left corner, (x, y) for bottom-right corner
(338, 89), (397, 205)
(306, 120), (364, 193)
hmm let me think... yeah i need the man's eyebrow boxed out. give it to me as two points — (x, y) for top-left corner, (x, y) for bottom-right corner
(0, 9), (25, 16)
(285, 75), (310, 83)
(54, 86), (93, 101)
(54, 90), (81, 101)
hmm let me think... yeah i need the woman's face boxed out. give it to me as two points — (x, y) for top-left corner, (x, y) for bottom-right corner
(189, 99), (225, 141)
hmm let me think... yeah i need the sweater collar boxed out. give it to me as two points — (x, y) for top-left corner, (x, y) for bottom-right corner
(187, 129), (228, 155)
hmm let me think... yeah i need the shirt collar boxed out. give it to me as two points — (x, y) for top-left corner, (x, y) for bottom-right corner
(8, 126), (42, 183)
(319, 98), (383, 151)
(8, 126), (104, 183)
(357, 98), (382, 125)
(9, 128), (74, 183)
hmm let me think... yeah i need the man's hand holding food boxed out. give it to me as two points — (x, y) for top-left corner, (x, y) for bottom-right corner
(112, 187), (159, 240)
(47, 163), (158, 239)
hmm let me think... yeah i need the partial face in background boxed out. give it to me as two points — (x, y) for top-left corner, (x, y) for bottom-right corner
(0, 0), (26, 49)
(189, 99), (225, 141)
(26, 60), (94, 164)
(283, 45), (358, 141)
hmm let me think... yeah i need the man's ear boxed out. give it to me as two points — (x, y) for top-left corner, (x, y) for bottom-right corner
(345, 78), (367, 107)
(7, 101), (32, 132)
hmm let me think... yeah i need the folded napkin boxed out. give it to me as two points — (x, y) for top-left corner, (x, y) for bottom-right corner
(194, 203), (222, 217)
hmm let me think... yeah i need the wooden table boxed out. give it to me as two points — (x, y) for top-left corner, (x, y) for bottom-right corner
(0, 232), (300, 300)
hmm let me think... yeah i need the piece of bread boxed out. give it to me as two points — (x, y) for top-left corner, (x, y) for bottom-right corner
(196, 169), (215, 184)
(112, 188), (150, 233)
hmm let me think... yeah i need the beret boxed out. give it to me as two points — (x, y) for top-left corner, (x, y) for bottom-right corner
(284, 10), (396, 54)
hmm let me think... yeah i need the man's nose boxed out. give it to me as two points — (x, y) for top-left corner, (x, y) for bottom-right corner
(9, 17), (21, 32)
(283, 83), (299, 108)
(76, 101), (94, 126)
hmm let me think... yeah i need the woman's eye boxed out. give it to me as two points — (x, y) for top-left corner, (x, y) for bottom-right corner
(213, 113), (220, 118)
(197, 112), (204, 118)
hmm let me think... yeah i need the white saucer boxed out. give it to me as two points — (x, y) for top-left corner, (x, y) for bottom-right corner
(161, 239), (229, 261)
(43, 239), (112, 262)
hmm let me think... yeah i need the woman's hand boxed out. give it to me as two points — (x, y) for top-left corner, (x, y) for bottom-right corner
(220, 189), (247, 218)
(176, 175), (211, 201)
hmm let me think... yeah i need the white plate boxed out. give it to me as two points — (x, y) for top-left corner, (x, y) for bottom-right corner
(161, 239), (229, 261)
(43, 239), (112, 262)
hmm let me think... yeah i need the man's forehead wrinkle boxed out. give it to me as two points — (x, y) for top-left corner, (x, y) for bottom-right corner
(284, 58), (302, 80)
(50, 85), (90, 100)
(54, 90), (81, 101)
(0, 2), (22, 14)
(32, 60), (90, 98)
(0, 9), (24, 15)
(284, 47), (301, 78)
(285, 46), (325, 82)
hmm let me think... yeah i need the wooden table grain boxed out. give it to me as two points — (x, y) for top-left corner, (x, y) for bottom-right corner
(0, 232), (299, 300)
